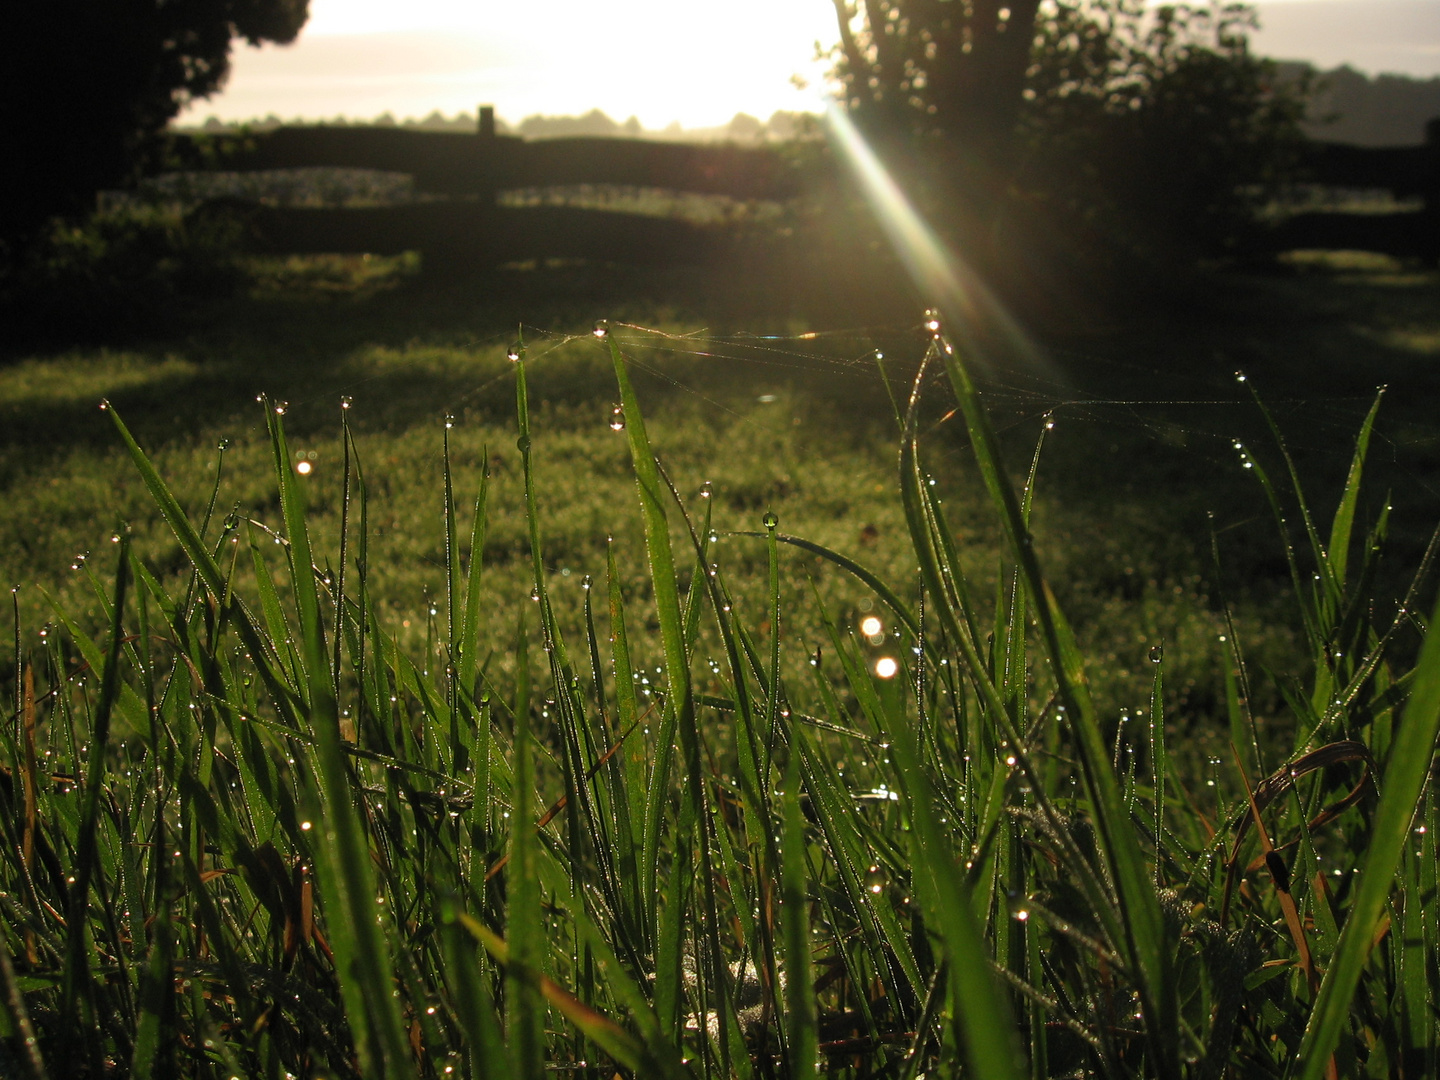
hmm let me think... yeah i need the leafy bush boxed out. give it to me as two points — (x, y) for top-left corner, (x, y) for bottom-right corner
(0, 204), (245, 342)
(1018, 1), (1310, 263)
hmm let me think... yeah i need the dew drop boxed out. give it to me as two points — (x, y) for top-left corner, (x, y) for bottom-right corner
(340, 395), (353, 409)
(592, 319), (610, 339)
(98, 399), (109, 411)
(516, 434), (530, 452)
(699, 480), (713, 499)
(529, 586), (540, 602)
(581, 574), (592, 590)
(507, 342), (523, 362)
(444, 414), (455, 429)
(864, 865), (885, 895)
(1234, 370), (1247, 383)
(1149, 644), (1163, 664)
(762, 511), (779, 530)
(609, 405), (626, 431)
(217, 438), (230, 451)
(274, 402), (288, 415)
(923, 308), (942, 335)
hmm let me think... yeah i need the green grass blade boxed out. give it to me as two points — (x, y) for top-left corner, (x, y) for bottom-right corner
(934, 335), (1178, 1078)
(506, 606), (546, 1079)
(1295, 587), (1440, 1080)
(779, 749), (818, 1080)
(263, 401), (411, 1078)
(1327, 389), (1382, 591)
(877, 668), (1023, 1079)
(606, 335), (700, 937)
(60, 530), (129, 1070)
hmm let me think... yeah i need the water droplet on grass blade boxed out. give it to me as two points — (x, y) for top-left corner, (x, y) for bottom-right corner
(609, 406), (625, 431)
(592, 319), (609, 339)
(762, 511), (778, 530)
(507, 342), (523, 362)
(341, 395), (352, 409)
(274, 402), (288, 415)
(699, 480), (713, 498)
(923, 308), (941, 335)
(1149, 644), (1163, 664)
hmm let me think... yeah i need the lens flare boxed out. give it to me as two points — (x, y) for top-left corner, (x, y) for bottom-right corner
(823, 105), (1049, 378)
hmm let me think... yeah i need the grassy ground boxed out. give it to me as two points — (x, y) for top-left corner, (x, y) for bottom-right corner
(2, 247), (1439, 1078)
(4, 249), (1437, 724)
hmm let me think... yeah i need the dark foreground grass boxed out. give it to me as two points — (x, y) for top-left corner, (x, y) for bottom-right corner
(1, 270), (1438, 1078)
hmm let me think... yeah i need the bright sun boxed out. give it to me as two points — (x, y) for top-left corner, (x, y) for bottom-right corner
(185, 0), (838, 128)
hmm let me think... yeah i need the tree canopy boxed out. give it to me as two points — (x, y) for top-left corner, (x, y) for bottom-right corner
(1, 0), (309, 252)
(828, 0), (1308, 271)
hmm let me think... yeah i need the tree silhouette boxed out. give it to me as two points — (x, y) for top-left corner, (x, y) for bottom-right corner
(831, 0), (1042, 197)
(1, 0), (309, 252)
(828, 0), (1307, 272)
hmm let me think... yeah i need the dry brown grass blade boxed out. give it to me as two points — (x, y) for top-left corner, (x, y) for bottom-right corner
(1230, 746), (1337, 1080)
(486, 717), (643, 882)
(1220, 740), (1375, 923)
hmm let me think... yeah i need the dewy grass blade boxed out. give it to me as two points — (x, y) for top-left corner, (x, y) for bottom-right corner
(606, 335), (701, 936)
(779, 751), (818, 1080)
(459, 455), (490, 705)
(877, 664), (1023, 1080)
(506, 605), (546, 1080)
(61, 531), (129, 1066)
(262, 400), (411, 1077)
(1295, 587), (1440, 1080)
(934, 333), (1178, 1078)
(1327, 390), (1383, 592)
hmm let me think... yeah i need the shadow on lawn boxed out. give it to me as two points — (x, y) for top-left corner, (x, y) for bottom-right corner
(3, 250), (1437, 568)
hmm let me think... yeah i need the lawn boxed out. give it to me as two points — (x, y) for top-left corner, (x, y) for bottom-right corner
(0, 247), (1437, 1078)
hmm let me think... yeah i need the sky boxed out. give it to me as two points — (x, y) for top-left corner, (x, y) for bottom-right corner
(178, 0), (1440, 129)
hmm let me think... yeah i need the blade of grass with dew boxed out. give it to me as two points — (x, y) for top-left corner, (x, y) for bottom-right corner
(1294, 587), (1440, 1080)
(606, 540), (650, 946)
(60, 531), (128, 1075)
(934, 332), (1179, 1078)
(1327, 391), (1384, 593)
(606, 334), (710, 968)
(895, 366), (1119, 967)
(875, 659), (1023, 1079)
(262, 401), (412, 1078)
(779, 747), (818, 1080)
(506, 603), (546, 1079)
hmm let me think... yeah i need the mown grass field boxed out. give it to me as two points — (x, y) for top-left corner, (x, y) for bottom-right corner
(0, 247), (1437, 1078)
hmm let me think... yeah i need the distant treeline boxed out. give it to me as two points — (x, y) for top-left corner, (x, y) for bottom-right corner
(184, 108), (817, 144)
(1280, 63), (1440, 146)
(180, 67), (1440, 148)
